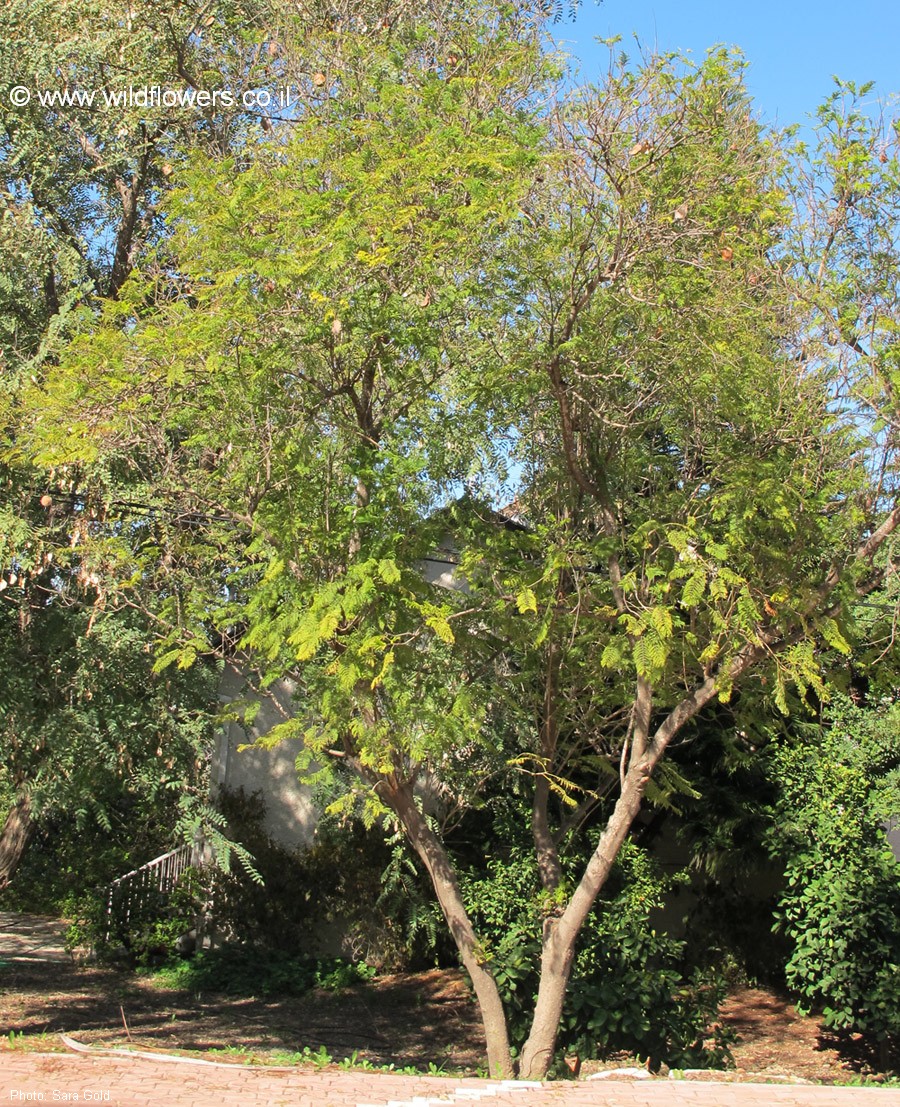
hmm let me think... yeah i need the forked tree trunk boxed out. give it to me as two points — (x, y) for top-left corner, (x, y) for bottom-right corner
(385, 779), (515, 1079)
(0, 793), (35, 890)
(518, 666), (734, 1079)
(518, 762), (650, 1080)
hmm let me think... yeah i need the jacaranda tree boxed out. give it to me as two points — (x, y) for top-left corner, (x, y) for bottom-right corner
(14, 1), (900, 1076)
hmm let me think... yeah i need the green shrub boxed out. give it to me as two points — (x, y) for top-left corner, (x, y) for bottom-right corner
(211, 786), (438, 968)
(769, 705), (900, 1054)
(5, 805), (182, 918)
(147, 944), (375, 996)
(461, 839), (732, 1072)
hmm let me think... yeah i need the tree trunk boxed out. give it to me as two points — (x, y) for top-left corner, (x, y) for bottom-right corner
(518, 761), (649, 1079)
(517, 665), (736, 1080)
(0, 793), (35, 890)
(385, 779), (515, 1078)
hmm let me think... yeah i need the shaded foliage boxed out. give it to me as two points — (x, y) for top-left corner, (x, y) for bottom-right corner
(769, 697), (900, 1052)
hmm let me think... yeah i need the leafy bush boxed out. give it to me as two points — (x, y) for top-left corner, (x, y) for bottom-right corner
(211, 786), (439, 968)
(769, 701), (900, 1054)
(6, 803), (188, 917)
(461, 839), (731, 1072)
(1, 606), (217, 904)
(148, 944), (375, 996)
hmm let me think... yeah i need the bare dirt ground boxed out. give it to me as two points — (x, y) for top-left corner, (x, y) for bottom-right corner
(0, 955), (486, 1070)
(717, 987), (895, 1084)
(0, 953), (896, 1083)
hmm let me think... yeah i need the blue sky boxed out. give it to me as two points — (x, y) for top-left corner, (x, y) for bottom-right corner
(557, 0), (899, 130)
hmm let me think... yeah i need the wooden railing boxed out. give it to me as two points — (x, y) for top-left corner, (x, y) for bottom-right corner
(104, 842), (200, 942)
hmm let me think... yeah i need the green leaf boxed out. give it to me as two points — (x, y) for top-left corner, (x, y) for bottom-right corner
(516, 587), (538, 614)
(378, 558), (402, 585)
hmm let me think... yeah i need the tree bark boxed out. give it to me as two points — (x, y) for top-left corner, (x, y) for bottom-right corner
(385, 779), (514, 1078)
(0, 793), (35, 891)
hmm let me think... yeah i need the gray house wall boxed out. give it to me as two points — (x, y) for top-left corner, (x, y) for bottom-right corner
(214, 661), (318, 850)
(887, 816), (900, 864)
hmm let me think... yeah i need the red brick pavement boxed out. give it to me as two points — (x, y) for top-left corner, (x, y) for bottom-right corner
(2, 1053), (899, 1107)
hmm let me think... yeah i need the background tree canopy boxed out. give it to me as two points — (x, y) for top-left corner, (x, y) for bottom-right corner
(3, 0), (900, 1080)
(0, 0), (282, 894)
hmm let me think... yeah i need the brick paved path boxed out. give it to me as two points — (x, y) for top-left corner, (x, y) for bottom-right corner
(2, 1053), (899, 1107)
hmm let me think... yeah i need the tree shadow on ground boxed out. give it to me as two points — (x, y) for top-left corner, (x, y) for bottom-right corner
(0, 957), (485, 1070)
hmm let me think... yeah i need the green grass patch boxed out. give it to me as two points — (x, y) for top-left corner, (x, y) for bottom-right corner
(145, 945), (375, 997)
